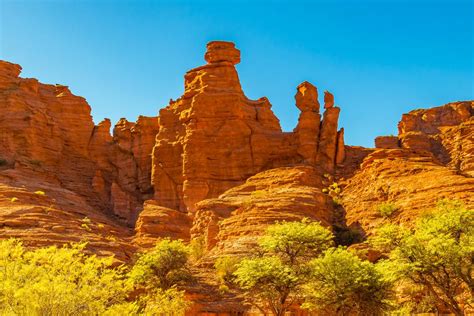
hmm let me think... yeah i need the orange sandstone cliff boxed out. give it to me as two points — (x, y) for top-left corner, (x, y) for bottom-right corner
(0, 41), (472, 313)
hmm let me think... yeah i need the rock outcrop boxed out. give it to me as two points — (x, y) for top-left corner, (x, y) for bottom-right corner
(151, 41), (343, 215)
(191, 166), (332, 258)
(0, 60), (159, 224)
(341, 148), (474, 236)
(398, 101), (473, 176)
(1, 41), (472, 315)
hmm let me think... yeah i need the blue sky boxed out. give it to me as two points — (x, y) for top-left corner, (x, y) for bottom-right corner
(1, 0), (472, 147)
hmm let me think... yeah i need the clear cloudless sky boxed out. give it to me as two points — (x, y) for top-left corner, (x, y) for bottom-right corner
(1, 0), (473, 147)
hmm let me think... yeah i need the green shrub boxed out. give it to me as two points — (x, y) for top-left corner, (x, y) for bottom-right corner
(129, 239), (191, 290)
(0, 158), (7, 166)
(303, 247), (392, 315)
(0, 239), (130, 315)
(189, 236), (207, 261)
(215, 256), (239, 284)
(376, 202), (398, 217)
(370, 201), (473, 314)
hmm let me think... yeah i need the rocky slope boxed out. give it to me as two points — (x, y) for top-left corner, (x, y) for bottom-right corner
(0, 41), (472, 314)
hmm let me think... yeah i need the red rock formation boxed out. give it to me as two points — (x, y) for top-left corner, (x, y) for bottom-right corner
(0, 168), (135, 261)
(375, 135), (400, 149)
(341, 149), (474, 235)
(191, 166), (332, 258)
(0, 60), (158, 231)
(151, 41), (343, 214)
(0, 42), (473, 315)
(398, 101), (473, 176)
(134, 200), (191, 248)
(317, 106), (341, 173)
(294, 82), (321, 164)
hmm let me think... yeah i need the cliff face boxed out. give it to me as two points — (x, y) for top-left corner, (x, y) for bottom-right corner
(343, 101), (474, 236)
(0, 60), (159, 226)
(151, 42), (344, 214)
(0, 41), (473, 314)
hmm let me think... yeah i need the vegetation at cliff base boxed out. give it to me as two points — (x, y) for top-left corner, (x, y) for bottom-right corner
(370, 199), (473, 315)
(0, 239), (192, 316)
(0, 200), (471, 315)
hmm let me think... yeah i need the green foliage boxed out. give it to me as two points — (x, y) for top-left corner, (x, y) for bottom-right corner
(214, 256), (239, 284)
(0, 158), (7, 166)
(234, 257), (300, 316)
(189, 236), (207, 262)
(259, 219), (334, 265)
(234, 219), (334, 316)
(303, 247), (392, 315)
(129, 239), (191, 291)
(0, 239), (129, 316)
(141, 287), (191, 316)
(34, 191), (46, 196)
(370, 200), (473, 315)
(376, 202), (398, 217)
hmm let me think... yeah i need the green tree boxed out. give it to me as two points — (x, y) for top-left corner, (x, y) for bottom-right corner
(141, 287), (191, 316)
(303, 247), (392, 315)
(0, 239), (129, 316)
(259, 219), (334, 265)
(233, 219), (334, 316)
(370, 200), (473, 315)
(129, 238), (191, 291)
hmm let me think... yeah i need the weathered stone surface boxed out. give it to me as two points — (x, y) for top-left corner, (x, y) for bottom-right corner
(191, 166), (332, 259)
(151, 42), (341, 214)
(294, 82), (321, 164)
(341, 149), (474, 236)
(0, 59), (158, 248)
(375, 135), (400, 149)
(336, 128), (345, 164)
(318, 106), (341, 172)
(0, 168), (135, 261)
(134, 200), (191, 248)
(324, 90), (334, 109)
(398, 101), (473, 175)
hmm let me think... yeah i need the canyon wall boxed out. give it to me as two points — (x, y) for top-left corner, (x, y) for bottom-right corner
(0, 41), (472, 315)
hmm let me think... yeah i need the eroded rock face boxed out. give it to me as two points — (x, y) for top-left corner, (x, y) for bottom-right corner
(0, 168), (135, 261)
(0, 42), (473, 315)
(134, 200), (191, 248)
(375, 136), (399, 149)
(151, 42), (343, 213)
(398, 101), (473, 176)
(190, 166), (332, 258)
(0, 60), (159, 225)
(341, 149), (474, 236)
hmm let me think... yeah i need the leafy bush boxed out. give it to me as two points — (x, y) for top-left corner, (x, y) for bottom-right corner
(215, 256), (239, 284)
(370, 200), (473, 314)
(129, 239), (191, 291)
(34, 190), (46, 196)
(376, 202), (398, 217)
(303, 247), (392, 315)
(0, 239), (129, 315)
(189, 236), (207, 262)
(234, 219), (334, 315)
(0, 158), (7, 166)
(259, 219), (334, 264)
(234, 256), (299, 316)
(141, 287), (191, 316)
